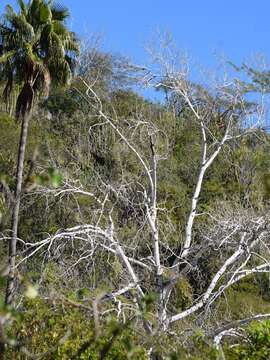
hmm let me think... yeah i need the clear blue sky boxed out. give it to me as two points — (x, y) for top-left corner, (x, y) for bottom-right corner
(1, 1), (270, 73)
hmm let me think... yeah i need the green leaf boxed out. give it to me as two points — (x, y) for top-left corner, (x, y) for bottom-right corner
(51, 173), (63, 188)
(39, 2), (51, 23)
(0, 50), (16, 63)
(17, 0), (27, 15)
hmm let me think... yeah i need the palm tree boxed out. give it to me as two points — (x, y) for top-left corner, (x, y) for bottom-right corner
(0, 0), (79, 305)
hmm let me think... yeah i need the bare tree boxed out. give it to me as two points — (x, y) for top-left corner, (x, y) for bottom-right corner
(3, 46), (270, 355)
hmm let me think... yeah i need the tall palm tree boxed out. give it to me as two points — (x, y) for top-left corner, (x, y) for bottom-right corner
(0, 0), (79, 305)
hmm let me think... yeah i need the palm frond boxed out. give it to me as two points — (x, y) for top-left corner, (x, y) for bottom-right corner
(27, 0), (42, 28)
(0, 50), (16, 63)
(4, 5), (16, 18)
(17, 0), (28, 16)
(48, 31), (65, 57)
(38, 2), (52, 23)
(50, 2), (70, 21)
(0, 0), (79, 113)
(64, 36), (80, 55)
(3, 13), (34, 43)
(33, 64), (51, 95)
(48, 57), (71, 85)
(3, 66), (14, 102)
(52, 20), (69, 36)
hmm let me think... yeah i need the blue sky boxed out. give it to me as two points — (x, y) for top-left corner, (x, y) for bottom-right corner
(65, 1), (269, 67)
(1, 1), (270, 82)
(1, 1), (270, 64)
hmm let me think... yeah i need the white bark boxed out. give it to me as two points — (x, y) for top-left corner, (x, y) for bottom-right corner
(182, 119), (231, 258)
(169, 231), (266, 324)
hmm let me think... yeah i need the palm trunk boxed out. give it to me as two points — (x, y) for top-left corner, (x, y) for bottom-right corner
(5, 113), (31, 305)
(0, 323), (5, 360)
